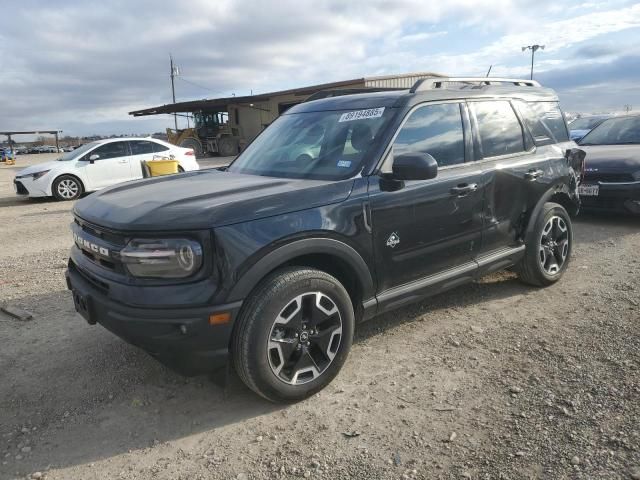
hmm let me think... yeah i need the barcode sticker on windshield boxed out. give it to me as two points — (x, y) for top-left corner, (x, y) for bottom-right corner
(338, 107), (385, 122)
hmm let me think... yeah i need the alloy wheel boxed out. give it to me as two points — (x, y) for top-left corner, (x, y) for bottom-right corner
(57, 179), (79, 199)
(268, 292), (343, 385)
(539, 215), (569, 275)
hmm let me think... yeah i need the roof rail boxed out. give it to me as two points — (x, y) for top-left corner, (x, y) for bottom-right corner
(304, 87), (405, 102)
(410, 77), (541, 93)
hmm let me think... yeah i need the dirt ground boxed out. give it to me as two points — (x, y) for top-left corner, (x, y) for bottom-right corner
(1, 155), (639, 480)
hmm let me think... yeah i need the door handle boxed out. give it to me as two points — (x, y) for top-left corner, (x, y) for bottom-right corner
(450, 183), (478, 196)
(118, 159), (128, 164)
(525, 169), (544, 180)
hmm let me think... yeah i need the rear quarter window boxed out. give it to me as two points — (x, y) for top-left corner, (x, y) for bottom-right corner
(517, 101), (569, 145)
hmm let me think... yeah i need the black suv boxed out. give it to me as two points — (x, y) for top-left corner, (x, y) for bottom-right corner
(66, 77), (584, 402)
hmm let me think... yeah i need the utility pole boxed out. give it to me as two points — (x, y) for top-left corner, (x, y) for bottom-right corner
(170, 54), (179, 130)
(521, 45), (544, 80)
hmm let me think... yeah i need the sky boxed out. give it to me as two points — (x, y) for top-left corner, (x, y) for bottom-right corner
(1, 0), (639, 137)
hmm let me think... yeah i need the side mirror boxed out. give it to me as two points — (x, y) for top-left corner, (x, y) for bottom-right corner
(392, 152), (438, 180)
(88, 154), (100, 164)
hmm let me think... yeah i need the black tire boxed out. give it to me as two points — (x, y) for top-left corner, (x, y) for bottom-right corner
(179, 138), (203, 157)
(52, 174), (83, 201)
(218, 137), (237, 157)
(516, 202), (573, 287)
(232, 267), (355, 403)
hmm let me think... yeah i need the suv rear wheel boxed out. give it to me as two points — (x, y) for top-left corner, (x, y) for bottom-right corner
(516, 202), (573, 286)
(232, 267), (354, 403)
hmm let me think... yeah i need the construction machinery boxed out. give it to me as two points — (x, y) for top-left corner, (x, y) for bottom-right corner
(166, 111), (240, 157)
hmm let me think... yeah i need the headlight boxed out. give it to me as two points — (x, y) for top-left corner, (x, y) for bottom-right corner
(32, 170), (50, 180)
(120, 238), (203, 278)
(16, 169), (50, 180)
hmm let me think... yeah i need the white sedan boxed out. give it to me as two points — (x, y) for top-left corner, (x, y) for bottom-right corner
(13, 137), (199, 201)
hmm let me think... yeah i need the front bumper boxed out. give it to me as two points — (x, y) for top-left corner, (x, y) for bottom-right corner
(65, 260), (242, 375)
(580, 180), (640, 215)
(13, 177), (49, 197)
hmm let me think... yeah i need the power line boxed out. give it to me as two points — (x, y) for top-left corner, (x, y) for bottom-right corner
(177, 76), (226, 96)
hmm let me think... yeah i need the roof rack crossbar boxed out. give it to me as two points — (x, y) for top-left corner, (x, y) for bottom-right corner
(410, 77), (541, 93)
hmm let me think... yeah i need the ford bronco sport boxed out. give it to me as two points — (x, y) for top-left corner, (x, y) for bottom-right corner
(66, 77), (585, 402)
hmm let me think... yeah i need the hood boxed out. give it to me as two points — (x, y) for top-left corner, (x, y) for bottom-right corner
(74, 169), (355, 231)
(580, 144), (640, 173)
(15, 160), (61, 177)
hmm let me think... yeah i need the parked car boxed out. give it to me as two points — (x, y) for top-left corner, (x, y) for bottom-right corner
(14, 137), (199, 200)
(65, 77), (583, 402)
(569, 115), (612, 141)
(577, 114), (640, 214)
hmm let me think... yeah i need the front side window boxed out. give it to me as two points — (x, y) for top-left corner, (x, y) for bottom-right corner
(472, 101), (525, 158)
(228, 107), (393, 180)
(89, 141), (129, 160)
(392, 103), (465, 167)
(579, 116), (640, 145)
(129, 140), (155, 155)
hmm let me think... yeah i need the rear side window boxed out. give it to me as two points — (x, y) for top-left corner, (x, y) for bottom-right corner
(152, 142), (170, 153)
(471, 101), (525, 158)
(129, 140), (155, 155)
(517, 101), (569, 145)
(392, 103), (465, 167)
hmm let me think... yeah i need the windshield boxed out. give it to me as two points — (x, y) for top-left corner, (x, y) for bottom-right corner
(570, 116), (607, 130)
(58, 142), (98, 161)
(579, 116), (640, 146)
(228, 108), (393, 180)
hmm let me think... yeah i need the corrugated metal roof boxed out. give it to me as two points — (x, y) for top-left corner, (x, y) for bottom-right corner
(129, 72), (444, 117)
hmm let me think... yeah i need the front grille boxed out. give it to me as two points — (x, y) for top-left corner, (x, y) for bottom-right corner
(14, 180), (28, 195)
(583, 172), (635, 183)
(73, 217), (127, 274)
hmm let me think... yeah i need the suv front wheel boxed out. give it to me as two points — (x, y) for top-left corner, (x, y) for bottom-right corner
(232, 267), (355, 403)
(516, 202), (573, 287)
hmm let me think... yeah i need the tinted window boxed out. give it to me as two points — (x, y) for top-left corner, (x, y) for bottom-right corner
(152, 142), (170, 152)
(528, 102), (569, 142)
(579, 116), (640, 145)
(393, 103), (465, 167)
(90, 141), (129, 160)
(129, 140), (155, 155)
(472, 101), (524, 157)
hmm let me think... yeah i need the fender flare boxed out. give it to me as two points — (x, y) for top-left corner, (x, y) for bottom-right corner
(523, 183), (578, 238)
(227, 237), (375, 302)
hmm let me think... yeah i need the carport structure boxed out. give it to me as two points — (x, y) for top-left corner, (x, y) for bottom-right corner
(129, 72), (444, 151)
(0, 130), (62, 155)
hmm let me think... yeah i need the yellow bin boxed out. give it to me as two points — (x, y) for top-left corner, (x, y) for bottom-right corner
(145, 159), (179, 177)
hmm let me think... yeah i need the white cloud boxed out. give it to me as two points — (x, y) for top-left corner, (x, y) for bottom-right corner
(1, 0), (638, 135)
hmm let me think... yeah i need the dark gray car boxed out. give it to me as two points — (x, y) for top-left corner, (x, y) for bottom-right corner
(578, 115), (640, 214)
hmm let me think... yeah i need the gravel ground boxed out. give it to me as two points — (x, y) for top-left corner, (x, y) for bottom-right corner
(1, 156), (639, 480)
